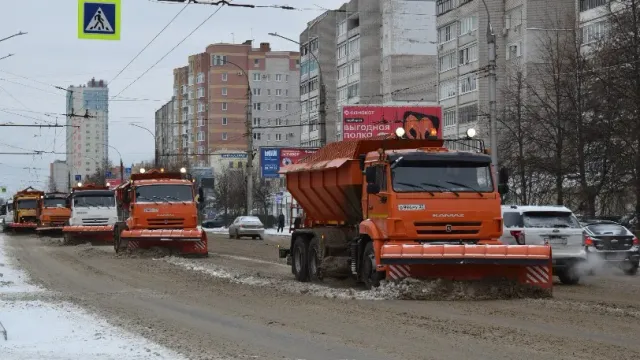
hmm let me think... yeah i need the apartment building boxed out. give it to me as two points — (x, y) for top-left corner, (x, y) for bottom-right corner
(436, 0), (574, 141)
(49, 160), (68, 192)
(299, 0), (438, 146)
(65, 78), (109, 183)
(578, 0), (610, 47)
(166, 42), (300, 168)
(154, 97), (177, 168)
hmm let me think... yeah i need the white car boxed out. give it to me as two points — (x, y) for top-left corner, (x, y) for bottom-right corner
(228, 216), (265, 240)
(1, 201), (14, 231)
(501, 205), (586, 285)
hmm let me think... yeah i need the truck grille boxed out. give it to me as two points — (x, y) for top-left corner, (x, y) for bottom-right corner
(50, 216), (69, 222)
(147, 218), (185, 227)
(414, 221), (482, 235)
(82, 218), (109, 225)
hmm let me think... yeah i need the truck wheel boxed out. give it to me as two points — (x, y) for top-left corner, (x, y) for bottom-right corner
(623, 261), (639, 275)
(557, 267), (580, 285)
(62, 233), (72, 246)
(361, 242), (381, 290)
(308, 237), (324, 282)
(292, 237), (309, 282)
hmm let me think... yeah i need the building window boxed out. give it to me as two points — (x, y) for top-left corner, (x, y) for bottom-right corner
(253, 73), (261, 81)
(506, 7), (523, 30)
(198, 146), (205, 154)
(459, 74), (477, 94)
(253, 103), (261, 110)
(196, 72), (205, 84)
(443, 109), (456, 127)
(506, 41), (522, 59)
(197, 131), (204, 141)
(581, 20), (608, 44)
(222, 73), (228, 81)
(285, 103), (289, 111)
(222, 87), (228, 96)
(254, 58), (260, 67)
(347, 83), (359, 98)
(275, 133), (282, 141)
(439, 79), (457, 100)
(439, 51), (456, 72)
(275, 104), (282, 111)
(275, 74), (282, 82)
(459, 103), (478, 124)
(286, 74), (289, 82)
(212, 55), (227, 66)
(267, 104), (271, 111)
(181, 85), (188, 94)
(197, 102), (205, 113)
(337, 42), (348, 59)
(222, 132), (228, 140)
(338, 21), (347, 36)
(198, 116), (205, 127)
(222, 117), (228, 125)
(438, 23), (455, 44)
(222, 102), (228, 111)
(436, 0), (455, 15)
(580, 0), (607, 12)
(459, 15), (478, 35)
(348, 37), (360, 54)
(188, 75), (194, 86)
(197, 87), (205, 98)
(459, 43), (478, 65)
(253, 117), (261, 126)
(173, 87), (178, 96)
(253, 133), (261, 140)
(253, 88), (261, 96)
(275, 89), (282, 96)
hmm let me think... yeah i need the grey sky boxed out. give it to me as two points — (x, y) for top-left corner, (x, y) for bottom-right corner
(0, 0), (345, 195)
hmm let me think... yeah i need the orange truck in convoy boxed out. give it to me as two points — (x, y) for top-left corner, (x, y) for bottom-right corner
(9, 187), (44, 231)
(113, 168), (207, 256)
(278, 130), (553, 293)
(62, 184), (117, 245)
(36, 192), (71, 235)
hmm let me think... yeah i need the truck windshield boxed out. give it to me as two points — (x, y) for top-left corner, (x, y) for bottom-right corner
(16, 199), (37, 209)
(73, 195), (114, 208)
(135, 185), (193, 203)
(523, 212), (581, 228)
(44, 199), (66, 208)
(391, 161), (493, 193)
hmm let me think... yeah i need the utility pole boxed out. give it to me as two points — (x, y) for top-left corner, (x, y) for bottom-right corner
(481, 0), (499, 179)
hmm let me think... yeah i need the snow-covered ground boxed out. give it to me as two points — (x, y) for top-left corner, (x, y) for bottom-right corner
(0, 235), (187, 360)
(201, 226), (290, 237)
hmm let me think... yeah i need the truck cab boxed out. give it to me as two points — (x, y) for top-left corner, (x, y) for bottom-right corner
(37, 192), (71, 232)
(11, 187), (45, 229)
(68, 186), (117, 228)
(1, 200), (13, 231)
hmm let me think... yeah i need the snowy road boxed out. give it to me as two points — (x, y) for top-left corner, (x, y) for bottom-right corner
(5, 231), (640, 359)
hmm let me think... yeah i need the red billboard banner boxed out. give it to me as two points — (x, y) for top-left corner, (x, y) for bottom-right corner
(341, 105), (443, 140)
(279, 148), (319, 167)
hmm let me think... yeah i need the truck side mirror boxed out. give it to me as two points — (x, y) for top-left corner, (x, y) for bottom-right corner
(365, 167), (376, 184)
(498, 167), (509, 184)
(498, 183), (509, 195)
(367, 183), (381, 194)
(122, 191), (130, 203)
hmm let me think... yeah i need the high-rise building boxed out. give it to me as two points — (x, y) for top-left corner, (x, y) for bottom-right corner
(165, 41), (300, 168)
(299, 0), (438, 147)
(49, 160), (68, 192)
(435, 0), (574, 141)
(65, 78), (109, 183)
(154, 96), (177, 169)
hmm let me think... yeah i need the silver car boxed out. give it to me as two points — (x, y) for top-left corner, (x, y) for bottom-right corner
(228, 216), (265, 240)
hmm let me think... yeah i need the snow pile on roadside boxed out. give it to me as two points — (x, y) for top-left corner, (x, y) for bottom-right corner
(200, 226), (290, 237)
(0, 235), (187, 360)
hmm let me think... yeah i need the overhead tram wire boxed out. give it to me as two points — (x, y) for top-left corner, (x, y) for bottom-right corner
(108, 1), (190, 85)
(113, 3), (227, 98)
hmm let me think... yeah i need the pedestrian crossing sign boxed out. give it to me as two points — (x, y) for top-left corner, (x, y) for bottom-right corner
(78, 0), (121, 40)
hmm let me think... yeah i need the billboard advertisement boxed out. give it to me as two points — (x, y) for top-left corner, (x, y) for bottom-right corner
(260, 147), (319, 178)
(341, 105), (443, 140)
(260, 148), (281, 178)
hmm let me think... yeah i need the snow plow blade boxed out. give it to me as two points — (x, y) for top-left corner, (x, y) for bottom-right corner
(62, 225), (114, 244)
(380, 244), (552, 292)
(120, 229), (208, 256)
(9, 222), (37, 229)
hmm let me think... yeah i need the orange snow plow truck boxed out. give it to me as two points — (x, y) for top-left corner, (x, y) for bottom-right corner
(113, 169), (207, 257)
(36, 192), (71, 235)
(9, 187), (44, 230)
(278, 134), (553, 294)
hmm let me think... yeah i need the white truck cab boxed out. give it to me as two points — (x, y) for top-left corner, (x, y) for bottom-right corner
(68, 190), (117, 228)
(501, 205), (586, 285)
(1, 200), (14, 231)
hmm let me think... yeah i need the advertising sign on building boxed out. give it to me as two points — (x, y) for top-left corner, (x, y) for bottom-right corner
(260, 148), (281, 178)
(341, 105), (443, 140)
(279, 148), (318, 167)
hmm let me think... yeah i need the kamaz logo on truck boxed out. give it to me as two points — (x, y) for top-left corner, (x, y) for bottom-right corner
(432, 214), (464, 218)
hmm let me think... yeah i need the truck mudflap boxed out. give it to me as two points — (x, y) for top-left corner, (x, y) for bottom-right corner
(380, 244), (553, 291)
(120, 229), (208, 256)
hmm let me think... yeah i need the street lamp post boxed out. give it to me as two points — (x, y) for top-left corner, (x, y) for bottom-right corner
(480, 0), (498, 179)
(268, 32), (326, 147)
(129, 123), (158, 168)
(221, 59), (253, 215)
(99, 142), (124, 182)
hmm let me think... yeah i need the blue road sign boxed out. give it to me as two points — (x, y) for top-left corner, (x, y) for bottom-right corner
(78, 0), (121, 41)
(124, 167), (131, 175)
(105, 171), (112, 178)
(75, 175), (82, 181)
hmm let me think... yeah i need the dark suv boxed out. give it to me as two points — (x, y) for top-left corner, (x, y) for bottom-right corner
(583, 220), (640, 275)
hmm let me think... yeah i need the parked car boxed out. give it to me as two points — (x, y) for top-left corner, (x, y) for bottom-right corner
(501, 205), (586, 285)
(228, 216), (265, 240)
(201, 214), (233, 229)
(583, 220), (640, 275)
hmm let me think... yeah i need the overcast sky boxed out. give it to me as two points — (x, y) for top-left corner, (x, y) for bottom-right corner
(0, 0), (345, 196)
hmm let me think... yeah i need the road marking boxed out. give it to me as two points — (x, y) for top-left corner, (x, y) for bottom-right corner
(208, 252), (289, 268)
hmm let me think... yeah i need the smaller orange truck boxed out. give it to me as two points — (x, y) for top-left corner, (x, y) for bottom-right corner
(113, 168), (207, 257)
(36, 192), (71, 236)
(8, 187), (44, 231)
